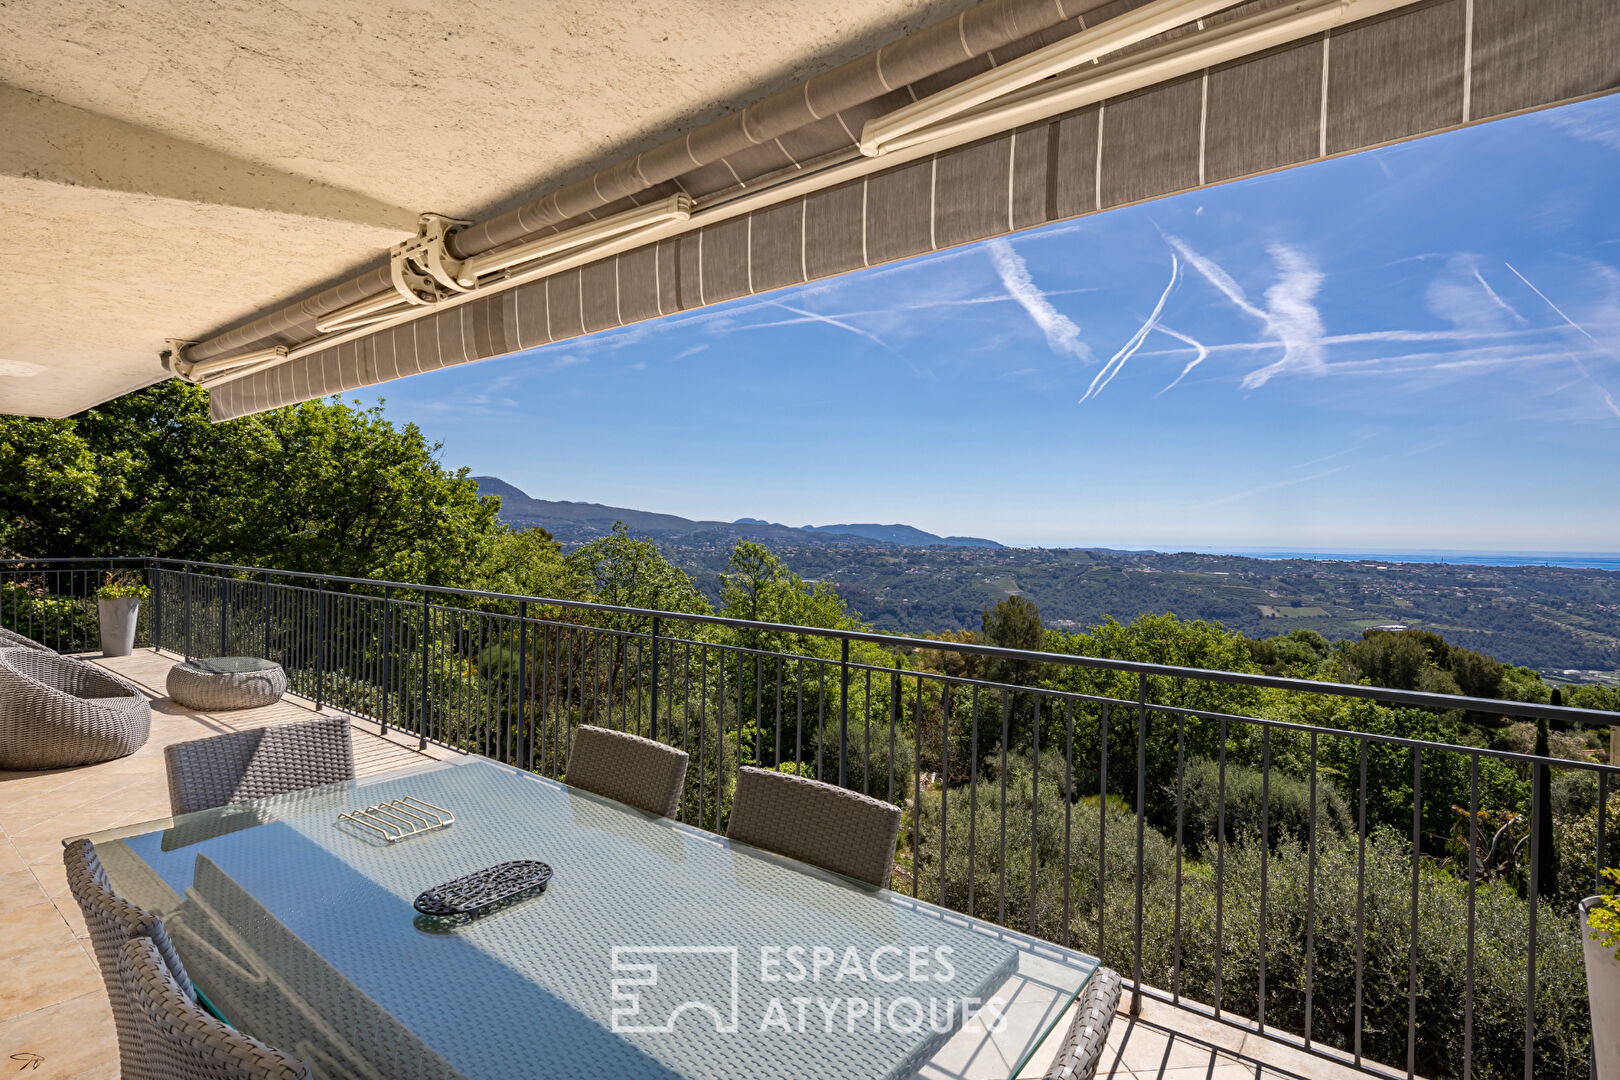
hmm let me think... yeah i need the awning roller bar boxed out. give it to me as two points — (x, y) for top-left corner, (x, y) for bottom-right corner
(183, 0), (1438, 388)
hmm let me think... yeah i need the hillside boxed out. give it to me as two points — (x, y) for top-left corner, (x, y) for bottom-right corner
(474, 478), (1620, 673)
(473, 477), (1000, 548)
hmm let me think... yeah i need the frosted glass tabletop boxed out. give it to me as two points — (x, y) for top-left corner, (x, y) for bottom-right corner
(79, 756), (1096, 1080)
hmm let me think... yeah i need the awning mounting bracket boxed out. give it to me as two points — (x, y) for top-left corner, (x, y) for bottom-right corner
(390, 213), (474, 304)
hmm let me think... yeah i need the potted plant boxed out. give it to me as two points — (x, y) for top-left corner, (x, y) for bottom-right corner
(1585, 867), (1620, 1078)
(95, 571), (149, 658)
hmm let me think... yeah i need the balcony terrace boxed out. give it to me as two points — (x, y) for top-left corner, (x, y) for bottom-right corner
(3, 558), (1615, 1080)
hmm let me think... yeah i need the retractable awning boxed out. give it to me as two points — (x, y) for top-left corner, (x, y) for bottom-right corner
(169, 0), (1620, 421)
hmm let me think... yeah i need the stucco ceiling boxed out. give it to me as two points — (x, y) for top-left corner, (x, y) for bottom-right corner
(0, 0), (970, 416)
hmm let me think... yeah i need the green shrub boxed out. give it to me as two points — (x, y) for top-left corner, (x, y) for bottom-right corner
(1174, 757), (1353, 856)
(911, 750), (1591, 1079)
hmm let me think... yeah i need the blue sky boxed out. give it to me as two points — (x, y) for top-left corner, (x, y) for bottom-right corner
(371, 95), (1620, 552)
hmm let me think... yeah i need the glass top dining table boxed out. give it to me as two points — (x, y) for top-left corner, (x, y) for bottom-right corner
(76, 756), (1099, 1080)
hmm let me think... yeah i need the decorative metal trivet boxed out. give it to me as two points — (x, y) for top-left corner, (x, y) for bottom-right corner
(413, 860), (554, 917)
(337, 795), (454, 843)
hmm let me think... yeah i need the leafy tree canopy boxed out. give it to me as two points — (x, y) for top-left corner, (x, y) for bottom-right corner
(1, 381), (520, 587)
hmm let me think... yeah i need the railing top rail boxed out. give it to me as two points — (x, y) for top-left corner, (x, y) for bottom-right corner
(7, 555), (1618, 727)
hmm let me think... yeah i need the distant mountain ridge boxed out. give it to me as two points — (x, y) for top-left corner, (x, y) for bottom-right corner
(805, 523), (1000, 547)
(472, 477), (1001, 548)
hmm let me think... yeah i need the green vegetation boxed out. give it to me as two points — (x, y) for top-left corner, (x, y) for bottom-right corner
(4, 387), (1617, 1078)
(93, 569), (149, 601)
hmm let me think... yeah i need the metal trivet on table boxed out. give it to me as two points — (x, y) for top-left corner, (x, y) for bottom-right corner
(413, 860), (554, 918)
(337, 796), (454, 843)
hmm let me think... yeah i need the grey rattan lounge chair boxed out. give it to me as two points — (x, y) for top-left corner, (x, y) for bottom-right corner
(120, 936), (313, 1080)
(164, 715), (355, 816)
(0, 648), (150, 769)
(1042, 967), (1122, 1080)
(726, 766), (902, 887)
(64, 839), (194, 1080)
(0, 625), (53, 651)
(565, 725), (690, 817)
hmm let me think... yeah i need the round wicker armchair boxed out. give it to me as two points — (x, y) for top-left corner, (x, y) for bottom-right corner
(0, 649), (150, 770)
(0, 625), (53, 652)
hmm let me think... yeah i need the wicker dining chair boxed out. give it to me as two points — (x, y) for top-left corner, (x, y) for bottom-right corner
(1042, 967), (1122, 1080)
(164, 715), (355, 816)
(0, 625), (53, 651)
(0, 648), (150, 769)
(120, 936), (313, 1080)
(64, 839), (194, 1080)
(726, 766), (902, 887)
(565, 725), (690, 817)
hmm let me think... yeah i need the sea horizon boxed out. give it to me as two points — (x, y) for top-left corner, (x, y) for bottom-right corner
(1180, 548), (1620, 572)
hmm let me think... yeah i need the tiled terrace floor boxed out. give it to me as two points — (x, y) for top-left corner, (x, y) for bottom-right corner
(0, 650), (1365, 1080)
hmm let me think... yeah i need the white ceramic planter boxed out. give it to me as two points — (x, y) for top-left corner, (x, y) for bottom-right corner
(97, 596), (140, 657)
(1584, 896), (1620, 1080)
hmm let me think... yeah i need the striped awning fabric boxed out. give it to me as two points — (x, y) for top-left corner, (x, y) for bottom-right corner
(201, 0), (1620, 421)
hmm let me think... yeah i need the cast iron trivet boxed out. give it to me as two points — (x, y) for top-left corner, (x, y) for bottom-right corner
(413, 860), (554, 918)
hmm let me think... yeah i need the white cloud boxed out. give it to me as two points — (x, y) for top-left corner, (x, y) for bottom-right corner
(1541, 100), (1620, 152)
(1166, 236), (1327, 390)
(1426, 255), (1524, 332)
(1239, 244), (1327, 389)
(1153, 325), (1210, 396)
(1082, 255), (1179, 403)
(986, 238), (1094, 364)
(768, 302), (891, 351)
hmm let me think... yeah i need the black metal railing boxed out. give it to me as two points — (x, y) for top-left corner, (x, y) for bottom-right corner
(3, 555), (1617, 1080)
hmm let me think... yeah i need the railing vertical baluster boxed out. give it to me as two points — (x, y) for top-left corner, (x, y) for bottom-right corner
(1305, 731), (1318, 1048)
(152, 560), (163, 651)
(1599, 771), (1611, 894)
(1098, 704), (1108, 961)
(998, 689), (1009, 925)
(716, 650), (728, 821)
(1355, 738), (1368, 1066)
(838, 638), (850, 788)
(1527, 756), (1542, 1080)
(418, 595), (429, 750)
(1214, 715), (1226, 1018)
(649, 616), (660, 743)
(886, 658), (897, 800)
(1132, 673), (1147, 1015)
(518, 601), (529, 770)
(220, 575), (229, 655)
(1409, 748), (1421, 1080)
(776, 662), (784, 772)
(183, 564), (193, 660)
(1258, 725), (1271, 1032)
(940, 684), (950, 907)
(912, 675), (921, 898)
(698, 647), (709, 830)
(380, 587), (392, 735)
(1173, 713), (1185, 1004)
(969, 690), (979, 918)
(1466, 753), (1479, 1080)
(1030, 691), (1040, 935)
(754, 655), (763, 766)
(1063, 700), (1073, 949)
(262, 573), (272, 667)
(314, 580), (326, 711)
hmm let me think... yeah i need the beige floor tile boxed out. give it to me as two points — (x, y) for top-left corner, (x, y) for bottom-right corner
(0, 869), (47, 915)
(0, 989), (119, 1080)
(0, 902), (76, 958)
(0, 838), (26, 876)
(0, 939), (100, 1016)
(1156, 1067), (1259, 1080)
(28, 857), (70, 901)
(1107, 1021), (1230, 1074)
